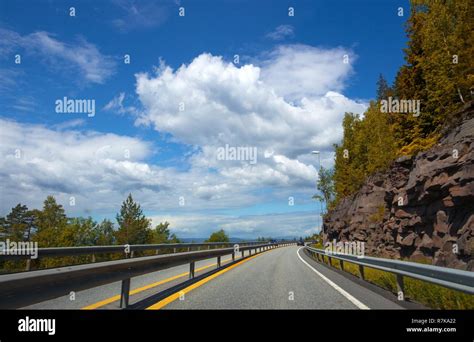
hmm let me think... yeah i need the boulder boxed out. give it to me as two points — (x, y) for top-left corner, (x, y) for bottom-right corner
(434, 210), (449, 234)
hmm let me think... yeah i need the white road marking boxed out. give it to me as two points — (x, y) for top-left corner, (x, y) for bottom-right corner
(296, 247), (370, 310)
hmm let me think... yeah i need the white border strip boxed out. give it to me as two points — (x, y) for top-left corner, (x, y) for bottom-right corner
(297, 247), (370, 310)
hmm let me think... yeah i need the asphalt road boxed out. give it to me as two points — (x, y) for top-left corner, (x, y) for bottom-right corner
(159, 246), (404, 310)
(24, 252), (238, 309)
(25, 245), (405, 310)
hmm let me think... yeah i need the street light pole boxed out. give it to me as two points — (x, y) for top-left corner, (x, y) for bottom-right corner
(311, 150), (321, 170)
(311, 150), (323, 232)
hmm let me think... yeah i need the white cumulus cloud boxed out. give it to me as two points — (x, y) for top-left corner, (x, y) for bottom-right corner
(1, 44), (366, 238)
(133, 45), (366, 188)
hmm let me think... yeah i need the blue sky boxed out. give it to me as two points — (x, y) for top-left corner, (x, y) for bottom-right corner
(0, 0), (410, 238)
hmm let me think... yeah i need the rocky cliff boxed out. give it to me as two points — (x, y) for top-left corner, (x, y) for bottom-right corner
(323, 102), (474, 270)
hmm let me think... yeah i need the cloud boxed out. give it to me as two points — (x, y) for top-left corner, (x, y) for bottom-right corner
(0, 28), (116, 84)
(134, 45), (366, 177)
(0, 69), (21, 93)
(0, 119), (156, 213)
(0, 118), (270, 216)
(149, 211), (320, 239)
(0, 28), (22, 56)
(51, 119), (86, 130)
(111, 0), (170, 32)
(260, 45), (355, 100)
(10, 96), (37, 112)
(103, 92), (138, 115)
(1, 44), (365, 238)
(266, 25), (294, 41)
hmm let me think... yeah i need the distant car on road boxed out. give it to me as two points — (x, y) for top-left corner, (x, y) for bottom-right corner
(297, 240), (305, 246)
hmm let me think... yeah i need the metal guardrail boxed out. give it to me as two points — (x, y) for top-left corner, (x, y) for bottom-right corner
(0, 242), (295, 309)
(0, 241), (268, 271)
(304, 245), (474, 298)
(0, 241), (265, 260)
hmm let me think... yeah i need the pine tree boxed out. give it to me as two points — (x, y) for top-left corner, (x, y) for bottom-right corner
(115, 194), (152, 245)
(393, 3), (428, 147)
(416, 0), (473, 123)
(393, 0), (473, 148)
(376, 74), (393, 100)
(1, 204), (36, 241)
(151, 221), (172, 243)
(34, 196), (68, 247)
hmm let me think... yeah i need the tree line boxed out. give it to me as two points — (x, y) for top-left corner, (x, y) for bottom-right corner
(0, 194), (179, 248)
(0, 194), (241, 272)
(0, 193), (270, 250)
(319, 0), (472, 208)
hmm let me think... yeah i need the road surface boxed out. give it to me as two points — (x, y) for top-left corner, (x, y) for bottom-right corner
(25, 245), (405, 310)
(154, 246), (403, 309)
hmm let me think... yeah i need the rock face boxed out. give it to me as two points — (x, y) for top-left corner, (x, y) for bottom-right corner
(323, 103), (474, 270)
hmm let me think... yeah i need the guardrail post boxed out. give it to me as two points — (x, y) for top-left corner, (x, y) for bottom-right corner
(328, 256), (332, 267)
(232, 252), (235, 261)
(340, 260), (344, 271)
(217, 256), (221, 268)
(130, 251), (134, 258)
(120, 278), (131, 309)
(187, 247), (190, 252)
(25, 258), (31, 271)
(91, 254), (96, 263)
(396, 274), (405, 301)
(189, 261), (195, 279)
(173, 248), (177, 254)
(358, 265), (365, 280)
(242, 250), (245, 258)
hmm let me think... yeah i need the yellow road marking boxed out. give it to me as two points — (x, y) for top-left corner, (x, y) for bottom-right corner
(82, 257), (232, 309)
(146, 251), (266, 310)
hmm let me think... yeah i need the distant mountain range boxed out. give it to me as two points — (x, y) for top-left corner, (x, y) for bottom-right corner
(179, 236), (300, 243)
